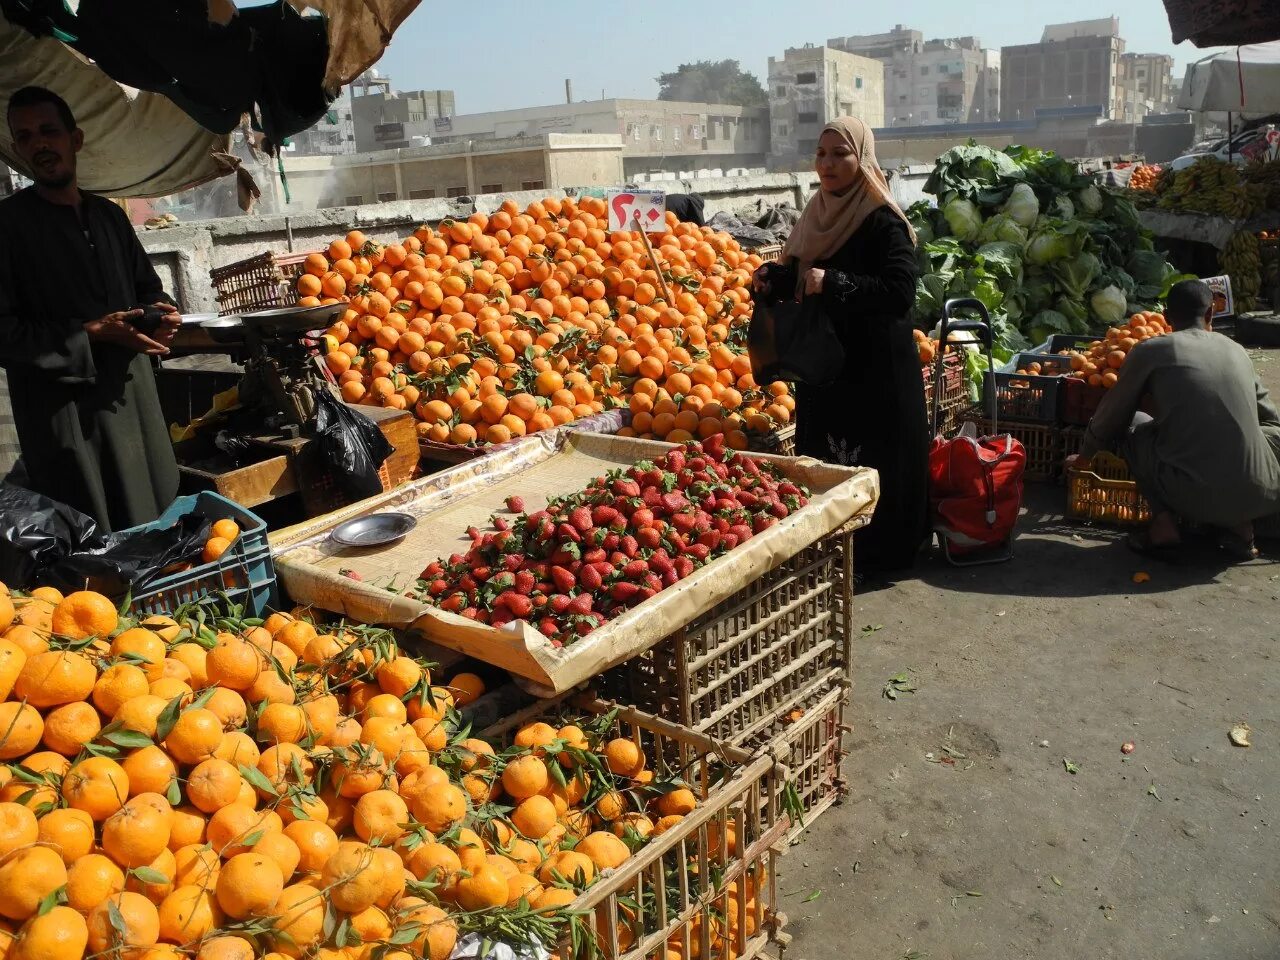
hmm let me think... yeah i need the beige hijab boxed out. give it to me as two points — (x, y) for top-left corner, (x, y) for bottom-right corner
(783, 117), (916, 279)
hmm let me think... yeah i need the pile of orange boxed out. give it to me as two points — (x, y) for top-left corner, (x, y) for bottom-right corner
(201, 518), (240, 566)
(912, 329), (936, 366)
(297, 196), (793, 450)
(1129, 164), (1162, 192)
(0, 586), (749, 960)
(1058, 312), (1171, 388)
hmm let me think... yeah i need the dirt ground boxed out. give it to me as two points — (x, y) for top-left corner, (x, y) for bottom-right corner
(778, 347), (1280, 960)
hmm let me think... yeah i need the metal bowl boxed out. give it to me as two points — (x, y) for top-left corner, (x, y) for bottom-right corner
(329, 512), (417, 549)
(180, 312), (219, 325)
(199, 316), (246, 344)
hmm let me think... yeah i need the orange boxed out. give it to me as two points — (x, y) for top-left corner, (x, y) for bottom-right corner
(113, 694), (167, 738)
(604, 738), (645, 777)
(102, 801), (171, 869)
(86, 893), (159, 955)
(0, 802), (36, 857)
(13, 650), (95, 708)
(40, 701), (101, 756)
(270, 883), (326, 955)
(205, 636), (262, 690)
(401, 902), (457, 960)
(93, 663), (151, 716)
(511, 795), (557, 840)
(207, 804), (280, 858)
(172, 844), (220, 888)
(254, 830), (301, 881)
(409, 783), (466, 834)
(353, 789), (409, 844)
(185, 758), (243, 813)
(164, 708), (224, 765)
(320, 841), (383, 914)
(656, 787), (697, 817)
(0, 638), (24, 700)
(157, 885), (219, 945)
(0, 702), (42, 760)
(215, 853), (284, 919)
(447, 672), (485, 706)
(110, 628), (168, 681)
(196, 936), (253, 960)
(49, 590), (117, 640)
(62, 757), (129, 820)
(454, 864), (509, 911)
(36, 807), (94, 864)
(13, 905), (88, 960)
(257, 702), (308, 745)
(0, 846), (66, 920)
(284, 819), (339, 874)
(501, 754), (548, 799)
(65, 854), (125, 914)
(576, 831), (630, 870)
(537, 850), (595, 888)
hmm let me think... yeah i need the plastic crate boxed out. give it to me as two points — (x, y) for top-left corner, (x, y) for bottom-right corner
(480, 696), (787, 960)
(759, 679), (850, 843)
(922, 351), (966, 412)
(982, 353), (1072, 424)
(1060, 425), (1086, 461)
(1061, 376), (1107, 425)
(209, 251), (316, 316)
(598, 523), (853, 748)
(129, 492), (277, 616)
(961, 415), (1061, 483)
(1066, 451), (1152, 526)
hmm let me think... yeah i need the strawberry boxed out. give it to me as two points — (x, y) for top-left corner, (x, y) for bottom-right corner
(671, 512), (697, 534)
(539, 617), (560, 636)
(636, 528), (661, 549)
(550, 565), (577, 593)
(610, 581), (641, 603)
(549, 594), (573, 614)
(721, 533), (739, 550)
(630, 508), (655, 529)
(697, 529), (721, 550)
(580, 565), (604, 592)
(569, 506), (593, 532)
(675, 556), (696, 579)
(514, 570), (536, 595)
(622, 559), (648, 579)
(582, 548), (607, 564)
(460, 606), (481, 620)
(602, 533), (621, 551)
(504, 593), (534, 618)
(753, 515), (777, 534)
(568, 593), (595, 615)
(492, 516), (510, 531)
(591, 505), (620, 526)
(641, 487), (664, 508)
(611, 478), (641, 498)
(686, 543), (710, 562)
(659, 492), (688, 514)
(439, 594), (465, 613)
(729, 524), (754, 543)
(505, 495), (525, 512)
(620, 535), (639, 558)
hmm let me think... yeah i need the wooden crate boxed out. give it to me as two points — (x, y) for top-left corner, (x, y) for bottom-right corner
(748, 424), (796, 457)
(209, 250), (315, 316)
(481, 696), (788, 960)
(598, 523), (854, 748)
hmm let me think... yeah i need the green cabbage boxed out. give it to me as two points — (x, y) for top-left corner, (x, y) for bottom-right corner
(1075, 184), (1104, 217)
(1090, 285), (1129, 326)
(1050, 252), (1101, 301)
(1001, 183), (1040, 227)
(1051, 195), (1076, 220)
(943, 197), (983, 240)
(1055, 296), (1091, 333)
(977, 214), (1028, 248)
(1026, 309), (1073, 346)
(1026, 220), (1086, 265)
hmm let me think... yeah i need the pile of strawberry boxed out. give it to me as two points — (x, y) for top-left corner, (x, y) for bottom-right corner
(414, 436), (811, 646)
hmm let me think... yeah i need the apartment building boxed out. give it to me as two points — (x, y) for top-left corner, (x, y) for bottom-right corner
(429, 98), (768, 178)
(351, 88), (458, 153)
(288, 106), (356, 156)
(1001, 19), (1126, 121)
(767, 45), (885, 166)
(828, 26), (1001, 125)
(1119, 52), (1177, 121)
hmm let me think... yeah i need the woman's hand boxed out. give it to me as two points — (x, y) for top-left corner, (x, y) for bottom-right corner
(751, 265), (773, 295)
(802, 268), (825, 296)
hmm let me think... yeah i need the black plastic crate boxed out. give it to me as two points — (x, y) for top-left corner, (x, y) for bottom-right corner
(981, 352), (1073, 424)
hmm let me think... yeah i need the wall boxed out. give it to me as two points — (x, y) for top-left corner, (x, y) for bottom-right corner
(1001, 34), (1126, 121)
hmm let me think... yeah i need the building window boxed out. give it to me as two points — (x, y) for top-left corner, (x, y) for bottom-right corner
(673, 126), (681, 142)
(521, 179), (545, 190)
(345, 195), (363, 206)
(919, 109), (930, 120)
(688, 124), (700, 138)
(480, 183), (502, 194)
(775, 85), (786, 97)
(796, 71), (817, 85)
(920, 66), (929, 76)
(447, 186), (467, 198)
(409, 189), (436, 200)
(377, 192), (397, 203)
(632, 124), (640, 142)
(774, 121), (788, 137)
(855, 76), (863, 89)
(651, 125), (662, 141)
(899, 94), (908, 102)
(797, 111), (818, 124)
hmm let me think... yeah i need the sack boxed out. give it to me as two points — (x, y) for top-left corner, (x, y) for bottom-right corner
(928, 425), (1025, 555)
(0, 483), (211, 595)
(748, 296), (846, 386)
(313, 389), (394, 501)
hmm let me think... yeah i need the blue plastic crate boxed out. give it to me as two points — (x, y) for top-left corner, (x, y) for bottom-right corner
(127, 492), (277, 617)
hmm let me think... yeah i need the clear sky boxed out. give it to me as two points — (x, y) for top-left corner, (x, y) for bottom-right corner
(372, 0), (1227, 114)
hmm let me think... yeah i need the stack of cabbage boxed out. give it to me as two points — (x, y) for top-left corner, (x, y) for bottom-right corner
(908, 144), (1192, 362)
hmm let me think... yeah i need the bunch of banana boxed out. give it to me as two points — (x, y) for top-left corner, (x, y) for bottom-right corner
(1157, 157), (1255, 218)
(1222, 230), (1262, 312)
(1242, 159), (1280, 208)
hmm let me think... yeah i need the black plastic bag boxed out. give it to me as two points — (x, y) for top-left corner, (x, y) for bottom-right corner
(0, 483), (211, 595)
(748, 295), (846, 387)
(314, 390), (394, 501)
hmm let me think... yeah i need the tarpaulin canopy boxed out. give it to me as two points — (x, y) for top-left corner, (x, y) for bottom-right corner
(1177, 42), (1280, 114)
(0, 0), (421, 199)
(1163, 0), (1280, 46)
(0, 12), (239, 198)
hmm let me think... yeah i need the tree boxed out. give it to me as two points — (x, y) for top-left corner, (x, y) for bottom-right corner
(656, 60), (767, 108)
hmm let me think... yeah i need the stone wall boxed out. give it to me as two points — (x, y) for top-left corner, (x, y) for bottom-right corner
(139, 172), (824, 313)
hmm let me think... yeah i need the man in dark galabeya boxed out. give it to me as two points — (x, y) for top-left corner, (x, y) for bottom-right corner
(0, 86), (179, 531)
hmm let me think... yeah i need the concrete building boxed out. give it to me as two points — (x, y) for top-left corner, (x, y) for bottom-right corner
(287, 104), (356, 156)
(1119, 52), (1177, 122)
(767, 45), (885, 167)
(352, 87), (458, 153)
(828, 26), (1001, 126)
(428, 98), (768, 179)
(1001, 19), (1126, 121)
(271, 133), (624, 210)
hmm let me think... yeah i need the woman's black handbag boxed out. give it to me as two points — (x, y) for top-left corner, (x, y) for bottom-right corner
(748, 295), (846, 386)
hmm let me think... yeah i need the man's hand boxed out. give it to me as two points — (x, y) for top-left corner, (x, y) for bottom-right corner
(1064, 453), (1093, 473)
(83, 311), (170, 355)
(152, 302), (181, 347)
(802, 267), (825, 296)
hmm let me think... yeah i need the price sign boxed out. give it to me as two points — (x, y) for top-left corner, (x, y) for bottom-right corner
(1203, 274), (1234, 319)
(607, 190), (666, 232)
